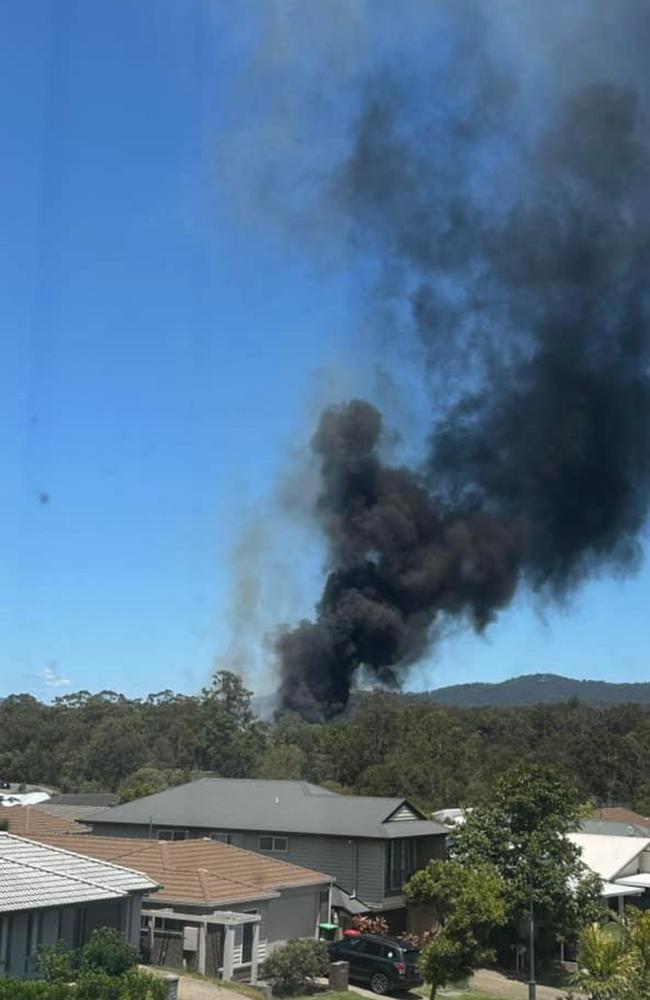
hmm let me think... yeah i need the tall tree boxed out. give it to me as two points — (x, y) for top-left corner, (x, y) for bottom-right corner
(198, 670), (267, 777)
(404, 859), (507, 999)
(454, 763), (603, 963)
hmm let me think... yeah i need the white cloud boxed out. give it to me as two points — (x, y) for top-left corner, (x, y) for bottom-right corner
(40, 664), (72, 689)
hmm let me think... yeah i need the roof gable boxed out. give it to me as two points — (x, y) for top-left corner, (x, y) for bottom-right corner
(569, 832), (650, 881)
(383, 801), (425, 823)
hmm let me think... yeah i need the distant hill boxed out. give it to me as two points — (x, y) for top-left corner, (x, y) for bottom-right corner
(253, 673), (650, 717)
(414, 673), (650, 708)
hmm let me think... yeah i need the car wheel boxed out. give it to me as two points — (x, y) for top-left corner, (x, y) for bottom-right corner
(370, 972), (390, 995)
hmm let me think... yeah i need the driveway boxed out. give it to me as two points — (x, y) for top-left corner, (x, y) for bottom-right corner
(461, 968), (574, 999)
(346, 970), (572, 1000)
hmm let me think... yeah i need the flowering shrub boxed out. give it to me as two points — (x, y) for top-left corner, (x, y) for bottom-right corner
(351, 915), (389, 936)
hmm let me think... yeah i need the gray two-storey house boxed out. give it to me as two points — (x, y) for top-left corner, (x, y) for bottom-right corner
(85, 779), (448, 926)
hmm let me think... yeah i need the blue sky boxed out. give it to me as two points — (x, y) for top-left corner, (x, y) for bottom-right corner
(1, 1), (648, 701)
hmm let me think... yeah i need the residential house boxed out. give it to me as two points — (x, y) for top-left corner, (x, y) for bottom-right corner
(0, 832), (157, 979)
(85, 779), (448, 925)
(38, 793), (120, 826)
(569, 832), (650, 916)
(1, 805), (90, 839)
(582, 807), (650, 838)
(25, 832), (332, 981)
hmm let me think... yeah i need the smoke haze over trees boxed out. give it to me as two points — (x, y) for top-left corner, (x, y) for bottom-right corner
(256, 1), (650, 717)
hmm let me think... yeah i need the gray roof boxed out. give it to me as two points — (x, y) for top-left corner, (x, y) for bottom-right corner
(0, 833), (158, 913)
(39, 803), (111, 824)
(87, 779), (448, 839)
(47, 793), (119, 807)
(331, 885), (370, 914)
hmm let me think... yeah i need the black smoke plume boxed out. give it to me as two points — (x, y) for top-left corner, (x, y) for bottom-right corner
(276, 41), (650, 719)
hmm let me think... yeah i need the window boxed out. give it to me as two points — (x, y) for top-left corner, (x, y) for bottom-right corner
(258, 835), (288, 852)
(210, 831), (232, 844)
(340, 937), (363, 951)
(385, 838), (417, 894)
(357, 940), (382, 957)
(156, 829), (188, 841)
(155, 917), (183, 933)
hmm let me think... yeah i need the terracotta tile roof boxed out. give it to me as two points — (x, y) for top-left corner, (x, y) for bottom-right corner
(0, 806), (90, 838)
(592, 807), (650, 827)
(24, 834), (331, 908)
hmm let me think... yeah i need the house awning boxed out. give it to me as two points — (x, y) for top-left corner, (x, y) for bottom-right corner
(331, 885), (370, 915)
(616, 873), (650, 889)
(602, 881), (644, 898)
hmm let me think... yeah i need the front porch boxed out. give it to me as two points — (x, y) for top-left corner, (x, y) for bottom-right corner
(142, 906), (261, 983)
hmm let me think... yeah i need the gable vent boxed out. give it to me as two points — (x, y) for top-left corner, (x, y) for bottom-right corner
(387, 803), (418, 822)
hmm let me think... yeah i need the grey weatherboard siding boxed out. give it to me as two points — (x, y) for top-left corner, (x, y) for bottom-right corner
(85, 779), (449, 911)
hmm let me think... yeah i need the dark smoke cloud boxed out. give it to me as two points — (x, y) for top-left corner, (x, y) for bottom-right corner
(277, 399), (523, 718)
(273, 5), (650, 717)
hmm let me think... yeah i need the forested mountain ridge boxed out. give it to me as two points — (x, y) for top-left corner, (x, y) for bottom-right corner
(3, 671), (650, 816)
(409, 673), (650, 708)
(252, 674), (650, 716)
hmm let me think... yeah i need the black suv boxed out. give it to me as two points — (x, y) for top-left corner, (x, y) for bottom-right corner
(328, 933), (422, 995)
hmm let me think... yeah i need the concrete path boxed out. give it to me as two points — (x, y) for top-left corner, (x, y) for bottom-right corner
(177, 974), (247, 1000)
(462, 968), (573, 999)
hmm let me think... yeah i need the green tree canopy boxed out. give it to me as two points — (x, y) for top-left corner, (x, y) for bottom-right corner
(454, 762), (603, 958)
(198, 670), (267, 777)
(404, 859), (507, 998)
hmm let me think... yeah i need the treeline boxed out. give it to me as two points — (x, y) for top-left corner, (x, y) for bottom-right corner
(3, 671), (650, 812)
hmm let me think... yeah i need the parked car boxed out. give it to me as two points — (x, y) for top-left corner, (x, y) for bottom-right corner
(328, 933), (422, 995)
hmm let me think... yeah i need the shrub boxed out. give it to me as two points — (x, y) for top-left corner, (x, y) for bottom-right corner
(76, 968), (166, 1000)
(0, 969), (166, 999)
(262, 938), (329, 996)
(80, 927), (139, 977)
(38, 941), (76, 982)
(351, 914), (389, 936)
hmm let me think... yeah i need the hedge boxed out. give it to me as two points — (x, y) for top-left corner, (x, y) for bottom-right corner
(0, 968), (167, 999)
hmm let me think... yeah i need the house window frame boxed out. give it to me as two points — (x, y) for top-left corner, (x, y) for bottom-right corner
(258, 835), (288, 853)
(385, 837), (417, 895)
(209, 831), (232, 844)
(156, 829), (189, 842)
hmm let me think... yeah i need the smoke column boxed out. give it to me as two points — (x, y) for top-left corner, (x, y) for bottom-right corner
(269, 3), (650, 718)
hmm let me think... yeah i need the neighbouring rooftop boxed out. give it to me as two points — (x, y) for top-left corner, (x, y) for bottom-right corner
(1, 805), (89, 838)
(0, 833), (158, 913)
(25, 832), (331, 908)
(86, 778), (448, 839)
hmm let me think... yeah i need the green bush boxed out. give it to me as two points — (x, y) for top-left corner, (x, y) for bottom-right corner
(262, 938), (329, 996)
(0, 968), (166, 999)
(80, 927), (138, 976)
(38, 941), (76, 982)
